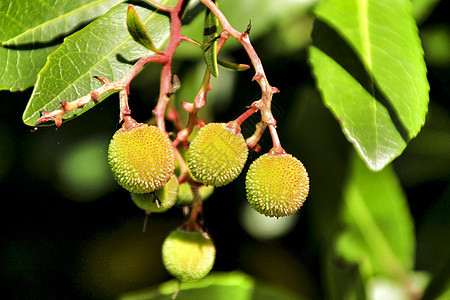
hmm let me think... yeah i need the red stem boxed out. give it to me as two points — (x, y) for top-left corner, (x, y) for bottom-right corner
(200, 0), (278, 126)
(234, 107), (257, 127)
(268, 125), (285, 154)
(152, 0), (187, 133)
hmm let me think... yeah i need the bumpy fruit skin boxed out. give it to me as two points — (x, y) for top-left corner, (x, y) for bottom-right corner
(162, 228), (216, 282)
(130, 175), (179, 212)
(187, 123), (248, 187)
(108, 123), (175, 194)
(246, 153), (309, 218)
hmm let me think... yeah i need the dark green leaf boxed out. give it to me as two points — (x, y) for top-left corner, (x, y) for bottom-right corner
(422, 257), (450, 300)
(336, 153), (415, 279)
(202, 0), (219, 77)
(309, 0), (429, 171)
(0, 0), (122, 91)
(120, 271), (303, 300)
(22, 0), (177, 127)
(126, 4), (162, 53)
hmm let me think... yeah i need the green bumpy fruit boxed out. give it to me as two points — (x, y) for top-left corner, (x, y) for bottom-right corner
(162, 228), (216, 282)
(130, 175), (179, 212)
(246, 153), (309, 218)
(108, 123), (175, 194)
(176, 182), (215, 206)
(187, 123), (248, 187)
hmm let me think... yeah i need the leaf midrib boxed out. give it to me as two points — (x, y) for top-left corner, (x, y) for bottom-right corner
(357, 0), (379, 166)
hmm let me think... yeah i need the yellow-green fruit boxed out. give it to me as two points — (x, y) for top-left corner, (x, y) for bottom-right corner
(162, 228), (216, 282)
(108, 123), (175, 194)
(130, 175), (179, 212)
(188, 123), (248, 187)
(176, 182), (215, 206)
(246, 153), (309, 218)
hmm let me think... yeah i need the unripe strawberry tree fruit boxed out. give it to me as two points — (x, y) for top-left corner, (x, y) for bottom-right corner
(108, 123), (175, 194)
(187, 122), (248, 187)
(246, 153), (310, 218)
(162, 228), (216, 282)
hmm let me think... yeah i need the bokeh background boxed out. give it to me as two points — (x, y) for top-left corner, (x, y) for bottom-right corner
(0, 0), (449, 299)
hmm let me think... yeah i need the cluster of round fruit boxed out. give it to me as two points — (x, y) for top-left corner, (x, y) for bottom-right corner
(107, 118), (309, 283)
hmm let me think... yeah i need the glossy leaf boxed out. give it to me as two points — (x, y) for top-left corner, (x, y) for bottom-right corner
(120, 271), (302, 300)
(22, 0), (177, 127)
(309, 0), (429, 170)
(335, 153), (415, 279)
(202, 0), (219, 77)
(126, 4), (162, 53)
(0, 0), (122, 91)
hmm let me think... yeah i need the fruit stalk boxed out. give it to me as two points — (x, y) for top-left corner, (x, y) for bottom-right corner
(268, 125), (285, 154)
(245, 121), (267, 149)
(234, 107), (257, 127)
(172, 68), (211, 148)
(185, 184), (204, 230)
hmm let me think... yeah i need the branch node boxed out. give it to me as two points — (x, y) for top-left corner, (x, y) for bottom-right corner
(252, 73), (263, 81)
(244, 19), (252, 36)
(59, 101), (68, 109)
(182, 102), (195, 112)
(168, 75), (181, 97)
(93, 76), (111, 85)
(90, 91), (100, 102)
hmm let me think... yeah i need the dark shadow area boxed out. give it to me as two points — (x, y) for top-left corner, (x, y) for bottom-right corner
(124, 0), (170, 17)
(182, 1), (206, 25)
(116, 53), (141, 65)
(125, 0), (171, 18)
(311, 19), (410, 142)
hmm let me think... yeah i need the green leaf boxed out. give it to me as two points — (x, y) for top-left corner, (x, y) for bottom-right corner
(126, 4), (162, 53)
(22, 0), (177, 127)
(217, 58), (250, 72)
(309, 0), (429, 171)
(120, 271), (303, 300)
(336, 153), (415, 280)
(0, 0), (122, 91)
(202, 0), (219, 77)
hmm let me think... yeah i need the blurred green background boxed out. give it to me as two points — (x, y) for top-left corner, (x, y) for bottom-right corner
(0, 0), (449, 299)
